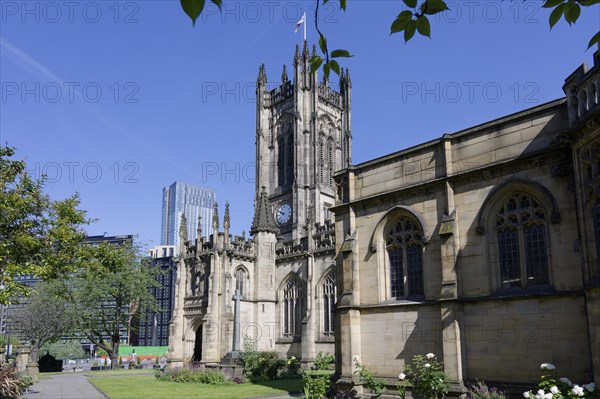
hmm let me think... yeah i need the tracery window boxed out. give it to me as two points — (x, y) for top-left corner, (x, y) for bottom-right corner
(327, 138), (334, 186)
(277, 122), (294, 188)
(235, 267), (246, 297)
(322, 272), (336, 336)
(496, 193), (549, 289)
(386, 218), (424, 298)
(286, 132), (294, 185)
(278, 136), (284, 187)
(282, 276), (305, 337)
(319, 138), (324, 184)
(594, 202), (600, 273)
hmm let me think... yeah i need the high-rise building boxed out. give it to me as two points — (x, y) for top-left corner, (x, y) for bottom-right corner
(138, 245), (178, 347)
(161, 182), (215, 248)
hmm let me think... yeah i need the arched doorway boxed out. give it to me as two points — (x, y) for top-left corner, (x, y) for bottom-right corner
(192, 326), (202, 362)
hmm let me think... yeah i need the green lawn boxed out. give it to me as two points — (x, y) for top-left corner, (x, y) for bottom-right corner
(90, 376), (303, 399)
(84, 369), (155, 378)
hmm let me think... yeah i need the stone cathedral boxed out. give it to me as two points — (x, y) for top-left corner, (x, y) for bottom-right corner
(167, 42), (349, 368)
(168, 44), (600, 395)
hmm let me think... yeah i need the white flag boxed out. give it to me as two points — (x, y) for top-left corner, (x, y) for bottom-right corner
(295, 13), (305, 33)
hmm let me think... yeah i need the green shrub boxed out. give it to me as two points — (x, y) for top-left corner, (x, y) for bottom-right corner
(0, 364), (31, 399)
(523, 362), (598, 399)
(467, 381), (506, 399)
(155, 368), (232, 385)
(354, 360), (386, 398)
(238, 340), (286, 381)
(302, 370), (334, 399)
(398, 353), (449, 399)
(279, 355), (302, 379)
(18, 376), (33, 388)
(314, 352), (334, 371)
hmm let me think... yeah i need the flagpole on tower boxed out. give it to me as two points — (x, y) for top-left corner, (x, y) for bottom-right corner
(303, 11), (306, 42)
(295, 12), (306, 42)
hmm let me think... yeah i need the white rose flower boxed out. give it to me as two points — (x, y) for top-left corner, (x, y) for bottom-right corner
(426, 353), (435, 359)
(523, 392), (530, 398)
(559, 377), (573, 386)
(550, 386), (559, 394)
(544, 393), (553, 399)
(398, 373), (406, 380)
(424, 363), (431, 368)
(540, 363), (556, 370)
(583, 383), (595, 392)
(537, 389), (546, 396)
(572, 385), (585, 397)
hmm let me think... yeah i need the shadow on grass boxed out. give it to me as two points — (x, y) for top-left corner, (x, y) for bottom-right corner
(246, 378), (303, 396)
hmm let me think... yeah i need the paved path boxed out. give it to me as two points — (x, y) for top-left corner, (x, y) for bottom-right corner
(25, 373), (106, 399)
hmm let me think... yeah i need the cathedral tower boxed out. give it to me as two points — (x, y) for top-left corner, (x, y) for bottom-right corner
(256, 42), (352, 241)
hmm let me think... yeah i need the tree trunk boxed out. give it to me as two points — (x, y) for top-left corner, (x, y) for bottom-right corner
(112, 298), (122, 370)
(111, 341), (119, 369)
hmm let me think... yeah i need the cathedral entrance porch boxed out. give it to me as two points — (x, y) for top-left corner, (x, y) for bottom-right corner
(192, 325), (202, 362)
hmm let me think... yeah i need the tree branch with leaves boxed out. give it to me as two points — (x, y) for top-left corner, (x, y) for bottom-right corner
(179, 0), (600, 79)
(0, 146), (92, 305)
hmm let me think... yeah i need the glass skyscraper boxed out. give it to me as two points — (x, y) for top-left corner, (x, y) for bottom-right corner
(161, 181), (215, 248)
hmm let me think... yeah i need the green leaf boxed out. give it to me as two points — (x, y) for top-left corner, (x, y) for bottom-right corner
(331, 49), (353, 58)
(180, 0), (205, 26)
(549, 3), (566, 28)
(391, 11), (413, 34)
(543, 0), (566, 7)
(579, 0), (600, 6)
(310, 56), (323, 74)
(404, 19), (417, 42)
(323, 63), (331, 80)
(340, 0), (347, 11)
(421, 0), (449, 14)
(587, 30), (600, 49)
(319, 35), (328, 55)
(416, 15), (431, 37)
(329, 60), (341, 75)
(564, 1), (581, 24)
(210, 0), (222, 10)
(403, 0), (418, 8)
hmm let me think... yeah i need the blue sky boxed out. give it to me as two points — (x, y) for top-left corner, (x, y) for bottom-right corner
(1, 0), (598, 248)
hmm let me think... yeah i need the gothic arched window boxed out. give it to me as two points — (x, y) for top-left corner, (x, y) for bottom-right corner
(282, 276), (305, 338)
(286, 132), (294, 185)
(322, 271), (336, 336)
(277, 136), (285, 187)
(594, 202), (600, 273)
(580, 89), (588, 115)
(319, 138), (325, 184)
(327, 138), (334, 186)
(386, 218), (424, 298)
(496, 193), (549, 289)
(235, 267), (247, 297)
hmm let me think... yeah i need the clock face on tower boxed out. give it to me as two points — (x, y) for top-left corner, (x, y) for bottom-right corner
(276, 202), (292, 226)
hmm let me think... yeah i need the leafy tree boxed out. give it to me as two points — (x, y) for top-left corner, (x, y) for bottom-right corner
(0, 146), (91, 305)
(40, 340), (85, 360)
(179, 0), (600, 79)
(7, 282), (79, 361)
(69, 241), (160, 369)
